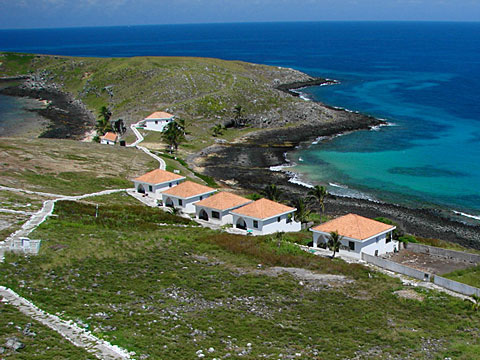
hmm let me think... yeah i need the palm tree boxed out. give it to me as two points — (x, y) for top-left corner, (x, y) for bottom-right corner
(327, 231), (342, 258)
(96, 106), (113, 135)
(293, 198), (311, 224)
(263, 184), (282, 202)
(162, 120), (186, 153)
(308, 185), (328, 214)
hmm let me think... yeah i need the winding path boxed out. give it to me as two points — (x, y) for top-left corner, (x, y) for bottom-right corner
(0, 287), (132, 360)
(127, 121), (166, 170)
(0, 187), (133, 359)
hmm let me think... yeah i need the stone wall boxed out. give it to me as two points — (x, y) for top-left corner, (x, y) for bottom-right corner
(406, 243), (480, 264)
(362, 253), (432, 282)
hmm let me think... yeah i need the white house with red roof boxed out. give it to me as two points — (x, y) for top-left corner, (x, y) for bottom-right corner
(143, 111), (175, 132)
(230, 198), (300, 235)
(100, 132), (118, 145)
(310, 213), (398, 258)
(194, 192), (253, 225)
(161, 181), (217, 213)
(133, 169), (185, 198)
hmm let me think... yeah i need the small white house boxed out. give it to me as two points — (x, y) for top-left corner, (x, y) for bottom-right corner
(194, 192), (253, 225)
(161, 181), (217, 214)
(100, 132), (118, 145)
(230, 198), (301, 235)
(310, 213), (398, 259)
(133, 169), (186, 199)
(143, 111), (175, 132)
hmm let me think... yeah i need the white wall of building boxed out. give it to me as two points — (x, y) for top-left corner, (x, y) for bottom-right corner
(231, 212), (301, 235)
(312, 230), (398, 259)
(195, 207), (234, 225)
(162, 193), (214, 214)
(144, 118), (173, 132)
(101, 139), (115, 145)
(133, 180), (183, 199)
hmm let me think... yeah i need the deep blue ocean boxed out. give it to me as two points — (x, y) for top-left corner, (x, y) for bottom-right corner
(1, 22), (479, 217)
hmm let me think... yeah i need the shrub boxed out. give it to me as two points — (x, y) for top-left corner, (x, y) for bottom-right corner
(398, 234), (418, 243)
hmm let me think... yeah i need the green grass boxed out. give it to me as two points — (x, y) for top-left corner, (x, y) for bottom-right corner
(443, 265), (480, 288)
(0, 138), (155, 195)
(0, 301), (96, 359)
(1, 195), (480, 359)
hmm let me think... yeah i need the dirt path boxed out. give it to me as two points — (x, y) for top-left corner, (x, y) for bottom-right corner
(0, 287), (132, 360)
(127, 121), (166, 170)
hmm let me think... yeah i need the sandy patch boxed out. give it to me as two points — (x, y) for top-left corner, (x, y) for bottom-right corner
(394, 289), (424, 301)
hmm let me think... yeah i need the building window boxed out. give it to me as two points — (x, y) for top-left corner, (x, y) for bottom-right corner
(155, 120), (158, 124)
(169, 182), (172, 187)
(148, 185), (153, 192)
(253, 220), (258, 228)
(277, 217), (281, 222)
(212, 211), (220, 219)
(349, 241), (355, 251)
(200, 196), (203, 200)
(178, 199), (183, 206)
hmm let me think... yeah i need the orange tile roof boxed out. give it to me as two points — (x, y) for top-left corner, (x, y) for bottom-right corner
(145, 111), (174, 120)
(231, 198), (296, 220)
(162, 181), (216, 199)
(133, 169), (185, 184)
(311, 213), (395, 241)
(194, 192), (252, 211)
(101, 132), (117, 141)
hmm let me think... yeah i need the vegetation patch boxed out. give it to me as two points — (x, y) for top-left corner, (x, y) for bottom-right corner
(1, 195), (479, 359)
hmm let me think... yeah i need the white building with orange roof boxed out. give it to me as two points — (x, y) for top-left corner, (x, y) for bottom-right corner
(133, 169), (186, 198)
(100, 132), (118, 145)
(230, 198), (300, 235)
(143, 111), (175, 132)
(161, 181), (217, 213)
(310, 213), (398, 258)
(194, 192), (253, 225)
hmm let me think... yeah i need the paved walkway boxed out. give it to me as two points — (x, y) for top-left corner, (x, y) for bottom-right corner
(0, 209), (35, 215)
(0, 287), (132, 360)
(2, 188), (129, 249)
(127, 122), (166, 170)
(0, 185), (64, 198)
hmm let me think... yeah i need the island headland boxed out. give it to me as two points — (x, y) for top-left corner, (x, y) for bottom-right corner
(1, 53), (479, 249)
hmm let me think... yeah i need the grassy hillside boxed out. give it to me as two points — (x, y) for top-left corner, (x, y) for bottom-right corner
(0, 52), (311, 141)
(0, 137), (158, 194)
(1, 193), (479, 359)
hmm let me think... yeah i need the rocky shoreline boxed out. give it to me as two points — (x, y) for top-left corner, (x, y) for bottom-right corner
(191, 80), (480, 250)
(0, 75), (94, 139)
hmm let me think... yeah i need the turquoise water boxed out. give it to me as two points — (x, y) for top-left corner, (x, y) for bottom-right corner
(0, 85), (47, 137)
(1, 22), (479, 216)
(295, 67), (480, 215)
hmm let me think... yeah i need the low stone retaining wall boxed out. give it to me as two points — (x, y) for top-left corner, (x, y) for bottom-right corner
(406, 243), (480, 264)
(362, 253), (432, 282)
(433, 276), (480, 297)
(362, 252), (480, 297)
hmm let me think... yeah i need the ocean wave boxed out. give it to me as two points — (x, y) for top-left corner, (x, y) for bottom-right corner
(452, 211), (480, 221)
(370, 121), (397, 131)
(311, 136), (327, 145)
(329, 182), (349, 189)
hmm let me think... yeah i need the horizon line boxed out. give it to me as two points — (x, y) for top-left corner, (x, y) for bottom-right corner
(1, 19), (479, 31)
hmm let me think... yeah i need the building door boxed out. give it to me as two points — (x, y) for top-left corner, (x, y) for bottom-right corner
(236, 218), (247, 230)
(199, 209), (209, 221)
(165, 197), (174, 207)
(137, 184), (145, 194)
